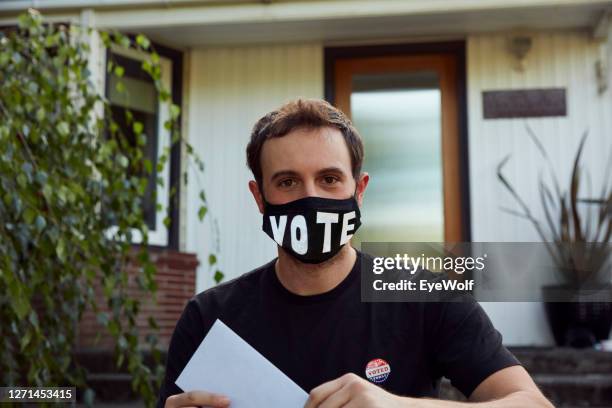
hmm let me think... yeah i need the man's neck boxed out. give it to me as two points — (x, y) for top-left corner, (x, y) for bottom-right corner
(274, 245), (357, 296)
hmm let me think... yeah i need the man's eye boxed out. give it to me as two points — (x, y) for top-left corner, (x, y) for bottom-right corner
(279, 179), (296, 188)
(322, 176), (339, 184)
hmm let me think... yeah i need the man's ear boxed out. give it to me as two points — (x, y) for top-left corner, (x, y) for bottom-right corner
(249, 180), (265, 214)
(355, 172), (369, 207)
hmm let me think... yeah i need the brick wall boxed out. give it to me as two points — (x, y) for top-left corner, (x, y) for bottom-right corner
(76, 247), (198, 350)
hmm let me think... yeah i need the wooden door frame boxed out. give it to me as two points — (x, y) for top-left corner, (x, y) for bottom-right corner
(324, 41), (471, 242)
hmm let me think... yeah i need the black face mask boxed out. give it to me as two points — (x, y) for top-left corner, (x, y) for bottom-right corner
(262, 195), (362, 264)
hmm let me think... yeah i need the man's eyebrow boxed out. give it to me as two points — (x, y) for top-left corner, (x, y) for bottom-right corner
(270, 167), (347, 181)
(316, 167), (347, 176)
(270, 170), (300, 181)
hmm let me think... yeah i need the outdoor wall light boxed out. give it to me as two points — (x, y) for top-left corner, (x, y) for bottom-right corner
(507, 35), (533, 72)
(592, 10), (610, 95)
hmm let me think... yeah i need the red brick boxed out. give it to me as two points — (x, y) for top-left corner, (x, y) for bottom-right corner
(77, 247), (198, 350)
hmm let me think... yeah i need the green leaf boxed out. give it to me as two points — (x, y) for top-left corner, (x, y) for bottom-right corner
(34, 215), (46, 232)
(23, 208), (36, 223)
(141, 59), (152, 74)
(144, 159), (152, 174)
(208, 254), (217, 266)
(28, 310), (39, 328)
(0, 51), (9, 67)
(20, 330), (32, 351)
(35, 170), (48, 185)
(56, 239), (66, 262)
(117, 353), (125, 368)
(17, 173), (27, 188)
(18, 13), (31, 28)
(21, 162), (33, 178)
(118, 335), (128, 350)
(117, 154), (128, 168)
(36, 107), (45, 122)
(57, 121), (69, 136)
(133, 121), (143, 135)
(170, 104), (180, 119)
(147, 316), (159, 330)
(114, 65), (124, 78)
(13, 196), (23, 214)
(198, 206), (207, 221)
(137, 133), (147, 146)
(108, 320), (120, 336)
(136, 34), (150, 49)
(214, 270), (224, 284)
(117, 33), (131, 49)
(13, 296), (31, 319)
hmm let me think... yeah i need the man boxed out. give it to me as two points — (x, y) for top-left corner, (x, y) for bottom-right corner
(158, 99), (553, 408)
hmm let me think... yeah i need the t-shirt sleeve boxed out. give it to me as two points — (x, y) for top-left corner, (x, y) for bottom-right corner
(156, 297), (210, 408)
(426, 296), (521, 398)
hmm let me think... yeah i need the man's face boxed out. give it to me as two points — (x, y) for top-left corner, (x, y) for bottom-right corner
(249, 126), (368, 212)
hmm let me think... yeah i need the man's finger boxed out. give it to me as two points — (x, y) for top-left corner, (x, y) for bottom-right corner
(304, 373), (352, 408)
(165, 390), (230, 408)
(317, 382), (352, 408)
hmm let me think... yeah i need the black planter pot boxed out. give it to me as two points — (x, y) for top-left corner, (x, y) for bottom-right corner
(542, 285), (612, 348)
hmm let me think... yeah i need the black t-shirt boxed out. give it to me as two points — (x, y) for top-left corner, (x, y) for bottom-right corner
(157, 250), (520, 407)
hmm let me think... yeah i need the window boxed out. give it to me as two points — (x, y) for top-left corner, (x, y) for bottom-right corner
(105, 45), (176, 247)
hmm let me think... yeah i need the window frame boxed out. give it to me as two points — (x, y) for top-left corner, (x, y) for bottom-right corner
(103, 41), (183, 249)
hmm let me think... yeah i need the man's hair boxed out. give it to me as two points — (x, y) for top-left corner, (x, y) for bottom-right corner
(246, 98), (364, 188)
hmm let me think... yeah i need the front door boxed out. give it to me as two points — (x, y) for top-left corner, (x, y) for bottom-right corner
(328, 44), (468, 243)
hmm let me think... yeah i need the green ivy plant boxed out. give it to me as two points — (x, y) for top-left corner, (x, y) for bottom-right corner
(0, 9), (223, 406)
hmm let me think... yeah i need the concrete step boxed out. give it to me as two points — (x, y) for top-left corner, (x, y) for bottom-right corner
(533, 373), (612, 407)
(512, 347), (612, 375)
(440, 373), (612, 407)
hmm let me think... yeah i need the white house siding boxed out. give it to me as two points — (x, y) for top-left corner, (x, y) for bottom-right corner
(184, 44), (324, 293)
(467, 30), (612, 345)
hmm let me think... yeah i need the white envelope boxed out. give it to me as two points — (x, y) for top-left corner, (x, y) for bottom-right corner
(176, 318), (309, 407)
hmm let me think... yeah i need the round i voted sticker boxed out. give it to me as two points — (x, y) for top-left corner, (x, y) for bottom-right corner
(365, 358), (391, 383)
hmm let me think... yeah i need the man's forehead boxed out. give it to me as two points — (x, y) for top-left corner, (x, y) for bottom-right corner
(260, 127), (352, 177)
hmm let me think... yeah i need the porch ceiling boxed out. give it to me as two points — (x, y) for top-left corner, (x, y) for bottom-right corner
(120, 2), (612, 48)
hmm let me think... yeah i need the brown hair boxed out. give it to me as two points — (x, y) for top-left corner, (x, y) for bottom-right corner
(246, 98), (364, 188)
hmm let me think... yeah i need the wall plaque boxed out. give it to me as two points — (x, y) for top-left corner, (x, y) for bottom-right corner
(482, 88), (566, 119)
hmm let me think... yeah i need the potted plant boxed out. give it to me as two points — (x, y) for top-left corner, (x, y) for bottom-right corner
(497, 127), (611, 348)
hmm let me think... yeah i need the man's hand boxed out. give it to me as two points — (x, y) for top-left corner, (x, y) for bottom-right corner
(304, 373), (407, 408)
(164, 390), (230, 408)
(304, 366), (554, 408)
